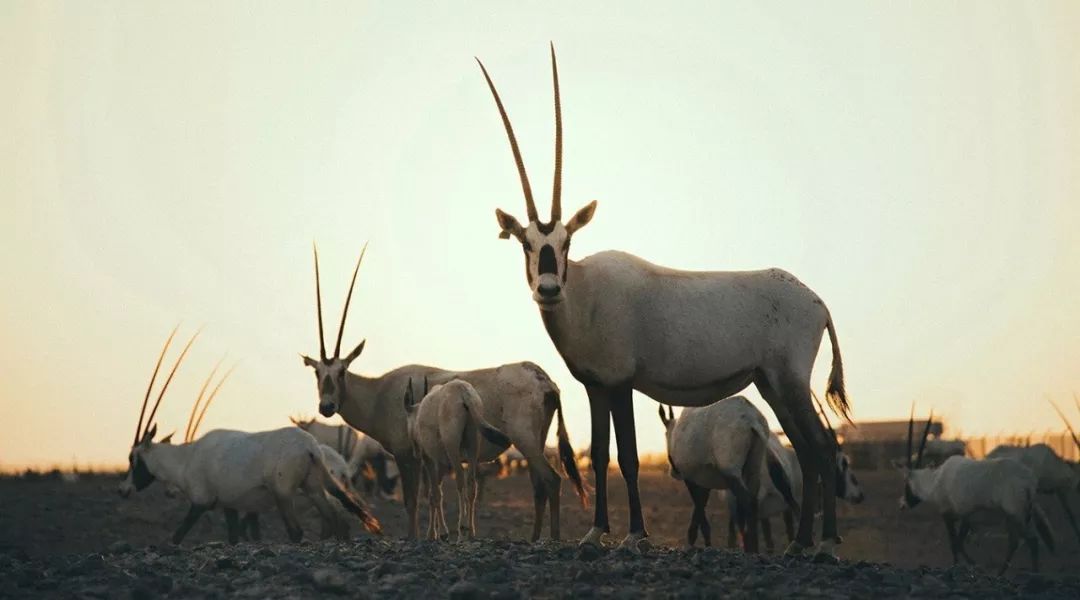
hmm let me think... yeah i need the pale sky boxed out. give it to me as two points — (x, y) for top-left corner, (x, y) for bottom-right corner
(2, 2), (1079, 468)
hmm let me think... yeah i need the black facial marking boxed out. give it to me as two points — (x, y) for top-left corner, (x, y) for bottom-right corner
(523, 247), (533, 285)
(538, 244), (558, 275)
(536, 220), (556, 234)
(904, 482), (922, 508)
(835, 457), (847, 498)
(322, 374), (336, 395)
(132, 456), (156, 491)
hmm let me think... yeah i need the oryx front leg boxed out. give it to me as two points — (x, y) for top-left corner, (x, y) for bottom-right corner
(611, 388), (648, 552)
(171, 504), (209, 545)
(579, 386), (612, 548)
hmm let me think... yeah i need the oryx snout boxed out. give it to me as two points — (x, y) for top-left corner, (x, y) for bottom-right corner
(319, 398), (338, 417)
(117, 480), (133, 499)
(534, 273), (563, 307)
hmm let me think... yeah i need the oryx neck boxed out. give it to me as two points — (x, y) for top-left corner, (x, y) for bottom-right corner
(338, 371), (393, 445)
(142, 443), (194, 488)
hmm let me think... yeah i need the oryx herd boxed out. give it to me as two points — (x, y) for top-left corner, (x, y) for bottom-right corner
(115, 45), (1080, 575)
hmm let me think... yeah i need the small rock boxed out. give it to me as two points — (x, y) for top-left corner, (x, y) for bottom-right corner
(107, 541), (132, 555)
(448, 580), (482, 600)
(312, 568), (347, 594)
(577, 543), (602, 562)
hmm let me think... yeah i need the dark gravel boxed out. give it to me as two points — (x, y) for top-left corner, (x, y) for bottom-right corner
(2, 539), (1079, 599)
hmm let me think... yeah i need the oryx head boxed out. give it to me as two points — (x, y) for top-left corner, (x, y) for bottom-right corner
(119, 327), (198, 498)
(893, 405), (935, 510)
(478, 44), (597, 310)
(302, 244), (368, 418)
(657, 405), (682, 480)
(813, 392), (865, 504)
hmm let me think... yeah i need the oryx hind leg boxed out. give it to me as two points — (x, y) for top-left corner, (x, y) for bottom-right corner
(685, 481), (711, 547)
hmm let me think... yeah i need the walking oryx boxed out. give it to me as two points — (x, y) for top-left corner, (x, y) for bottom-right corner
(404, 377), (512, 541)
(896, 409), (1054, 575)
(724, 395), (865, 552)
(477, 45), (851, 557)
(120, 328), (381, 544)
(301, 245), (587, 540)
(658, 396), (788, 552)
(985, 399), (1080, 543)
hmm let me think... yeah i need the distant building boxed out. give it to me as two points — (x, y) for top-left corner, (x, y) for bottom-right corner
(839, 420), (943, 443)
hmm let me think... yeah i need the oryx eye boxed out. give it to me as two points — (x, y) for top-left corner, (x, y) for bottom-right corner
(523, 241), (533, 252)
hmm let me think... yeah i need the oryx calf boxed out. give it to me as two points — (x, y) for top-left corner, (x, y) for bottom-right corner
(119, 328), (381, 544)
(404, 378), (512, 541)
(897, 409), (1053, 574)
(291, 416), (400, 500)
(659, 396), (784, 552)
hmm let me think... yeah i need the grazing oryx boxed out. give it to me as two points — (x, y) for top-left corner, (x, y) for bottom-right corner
(291, 416), (400, 500)
(985, 400), (1080, 543)
(725, 397), (865, 551)
(477, 45), (851, 557)
(404, 378), (512, 541)
(896, 409), (1054, 575)
(301, 245), (587, 540)
(658, 397), (788, 552)
(120, 328), (381, 544)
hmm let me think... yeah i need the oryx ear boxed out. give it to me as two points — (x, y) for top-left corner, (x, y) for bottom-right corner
(403, 378), (416, 414)
(423, 376), (429, 397)
(301, 354), (319, 368)
(565, 200), (597, 235)
(159, 432), (175, 444)
(343, 339), (366, 366)
(657, 404), (669, 427)
(143, 424), (158, 445)
(495, 209), (525, 241)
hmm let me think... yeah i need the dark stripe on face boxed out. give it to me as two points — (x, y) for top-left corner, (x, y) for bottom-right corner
(322, 374), (336, 395)
(903, 482), (922, 508)
(133, 456), (156, 491)
(538, 244), (557, 275)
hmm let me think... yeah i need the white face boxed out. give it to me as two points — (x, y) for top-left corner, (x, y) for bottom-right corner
(304, 358), (352, 418)
(496, 200), (596, 311)
(835, 451), (865, 503)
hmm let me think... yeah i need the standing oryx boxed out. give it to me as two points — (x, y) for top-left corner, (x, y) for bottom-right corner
(477, 45), (851, 557)
(301, 245), (587, 540)
(120, 328), (381, 544)
(896, 409), (1054, 575)
(290, 416), (400, 500)
(404, 377), (512, 541)
(985, 399), (1080, 543)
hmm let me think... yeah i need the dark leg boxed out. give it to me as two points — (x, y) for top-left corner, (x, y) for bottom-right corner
(610, 386), (646, 539)
(783, 510), (795, 544)
(1057, 492), (1080, 544)
(274, 495), (303, 543)
(999, 524), (1020, 576)
(171, 504), (208, 545)
(243, 513), (261, 541)
(528, 468), (547, 542)
(761, 518), (775, 553)
(727, 503), (738, 548)
(224, 508), (241, 545)
(956, 519), (976, 564)
(398, 457), (422, 539)
(581, 386), (612, 545)
(685, 481), (711, 547)
(730, 483), (759, 553)
(943, 514), (961, 565)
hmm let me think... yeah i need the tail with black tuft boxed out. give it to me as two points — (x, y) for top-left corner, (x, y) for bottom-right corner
(460, 388), (513, 448)
(766, 452), (799, 515)
(314, 452), (382, 535)
(824, 315), (853, 425)
(551, 391), (590, 508)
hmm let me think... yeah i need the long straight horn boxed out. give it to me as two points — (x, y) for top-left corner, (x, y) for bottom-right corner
(313, 244), (328, 362)
(906, 404), (915, 469)
(190, 363), (236, 440)
(334, 242), (368, 359)
(476, 57), (538, 222)
(915, 410), (934, 468)
(143, 329), (200, 442)
(550, 42), (562, 222)
(185, 357), (224, 443)
(1050, 399), (1080, 453)
(136, 326), (180, 445)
